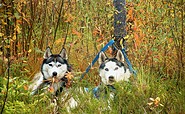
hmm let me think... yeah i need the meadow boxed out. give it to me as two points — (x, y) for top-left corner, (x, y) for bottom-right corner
(0, 0), (184, 113)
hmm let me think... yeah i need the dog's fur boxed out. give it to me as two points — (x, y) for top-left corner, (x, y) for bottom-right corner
(98, 50), (131, 85)
(29, 47), (70, 95)
(29, 47), (78, 112)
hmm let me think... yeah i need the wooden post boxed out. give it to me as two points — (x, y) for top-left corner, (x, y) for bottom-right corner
(113, 0), (127, 51)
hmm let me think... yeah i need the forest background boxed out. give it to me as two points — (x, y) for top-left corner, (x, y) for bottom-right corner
(0, 0), (184, 113)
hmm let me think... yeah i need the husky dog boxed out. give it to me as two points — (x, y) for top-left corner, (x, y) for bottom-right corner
(92, 50), (131, 107)
(98, 50), (131, 85)
(29, 47), (71, 95)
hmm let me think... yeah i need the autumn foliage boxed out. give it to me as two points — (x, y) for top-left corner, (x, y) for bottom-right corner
(0, 0), (184, 113)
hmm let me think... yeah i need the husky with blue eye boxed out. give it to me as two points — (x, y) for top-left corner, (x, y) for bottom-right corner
(29, 47), (71, 95)
(98, 50), (131, 85)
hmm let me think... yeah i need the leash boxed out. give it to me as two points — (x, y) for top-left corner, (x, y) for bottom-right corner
(112, 43), (137, 77)
(121, 48), (137, 76)
(80, 40), (115, 81)
(80, 39), (136, 81)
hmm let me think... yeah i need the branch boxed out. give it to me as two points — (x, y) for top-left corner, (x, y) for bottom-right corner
(52, 0), (64, 49)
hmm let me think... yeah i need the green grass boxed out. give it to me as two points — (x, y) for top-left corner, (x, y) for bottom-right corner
(1, 67), (184, 114)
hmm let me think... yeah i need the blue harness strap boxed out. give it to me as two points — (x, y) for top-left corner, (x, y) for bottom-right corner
(80, 40), (115, 80)
(121, 48), (137, 77)
(80, 39), (136, 80)
(112, 43), (137, 77)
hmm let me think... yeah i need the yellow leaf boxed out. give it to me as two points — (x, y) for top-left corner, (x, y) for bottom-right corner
(108, 13), (113, 19)
(149, 98), (155, 101)
(147, 102), (153, 106)
(12, 34), (16, 40)
(159, 104), (164, 107)
(155, 97), (160, 102)
(28, 49), (32, 53)
(23, 61), (27, 63)
(1, 19), (7, 25)
(15, 25), (21, 34)
(124, 35), (129, 40)
(0, 33), (4, 37)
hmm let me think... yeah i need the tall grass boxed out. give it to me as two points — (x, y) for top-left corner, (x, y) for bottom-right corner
(0, 67), (184, 113)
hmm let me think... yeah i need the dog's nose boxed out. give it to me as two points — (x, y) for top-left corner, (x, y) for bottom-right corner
(52, 72), (57, 77)
(109, 76), (114, 81)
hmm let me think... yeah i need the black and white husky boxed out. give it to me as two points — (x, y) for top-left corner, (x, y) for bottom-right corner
(98, 50), (131, 85)
(29, 47), (71, 95)
(93, 50), (131, 103)
(29, 47), (78, 111)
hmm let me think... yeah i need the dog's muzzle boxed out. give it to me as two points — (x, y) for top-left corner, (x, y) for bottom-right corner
(108, 76), (115, 83)
(52, 72), (57, 77)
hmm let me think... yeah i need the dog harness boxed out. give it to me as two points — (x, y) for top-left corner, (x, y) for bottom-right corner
(93, 84), (116, 99)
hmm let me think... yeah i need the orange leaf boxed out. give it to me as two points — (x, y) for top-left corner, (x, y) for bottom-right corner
(48, 86), (54, 93)
(64, 13), (74, 23)
(72, 29), (82, 38)
(96, 37), (103, 42)
(168, 38), (173, 43)
(65, 72), (74, 88)
(65, 72), (74, 80)
(24, 85), (28, 90)
(128, 9), (134, 21)
(134, 33), (140, 48)
(93, 29), (99, 36)
(55, 38), (64, 45)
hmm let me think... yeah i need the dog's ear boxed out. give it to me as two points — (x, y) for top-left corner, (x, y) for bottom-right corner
(44, 47), (52, 59)
(59, 48), (68, 59)
(116, 50), (124, 62)
(98, 51), (107, 64)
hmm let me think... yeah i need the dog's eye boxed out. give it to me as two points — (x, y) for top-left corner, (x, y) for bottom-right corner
(114, 67), (118, 70)
(105, 68), (109, 71)
(58, 64), (61, 67)
(49, 64), (53, 67)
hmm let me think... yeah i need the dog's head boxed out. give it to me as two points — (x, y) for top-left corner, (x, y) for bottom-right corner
(41, 47), (69, 80)
(98, 50), (130, 85)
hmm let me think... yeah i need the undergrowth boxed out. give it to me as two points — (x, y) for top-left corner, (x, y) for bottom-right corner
(0, 67), (184, 114)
